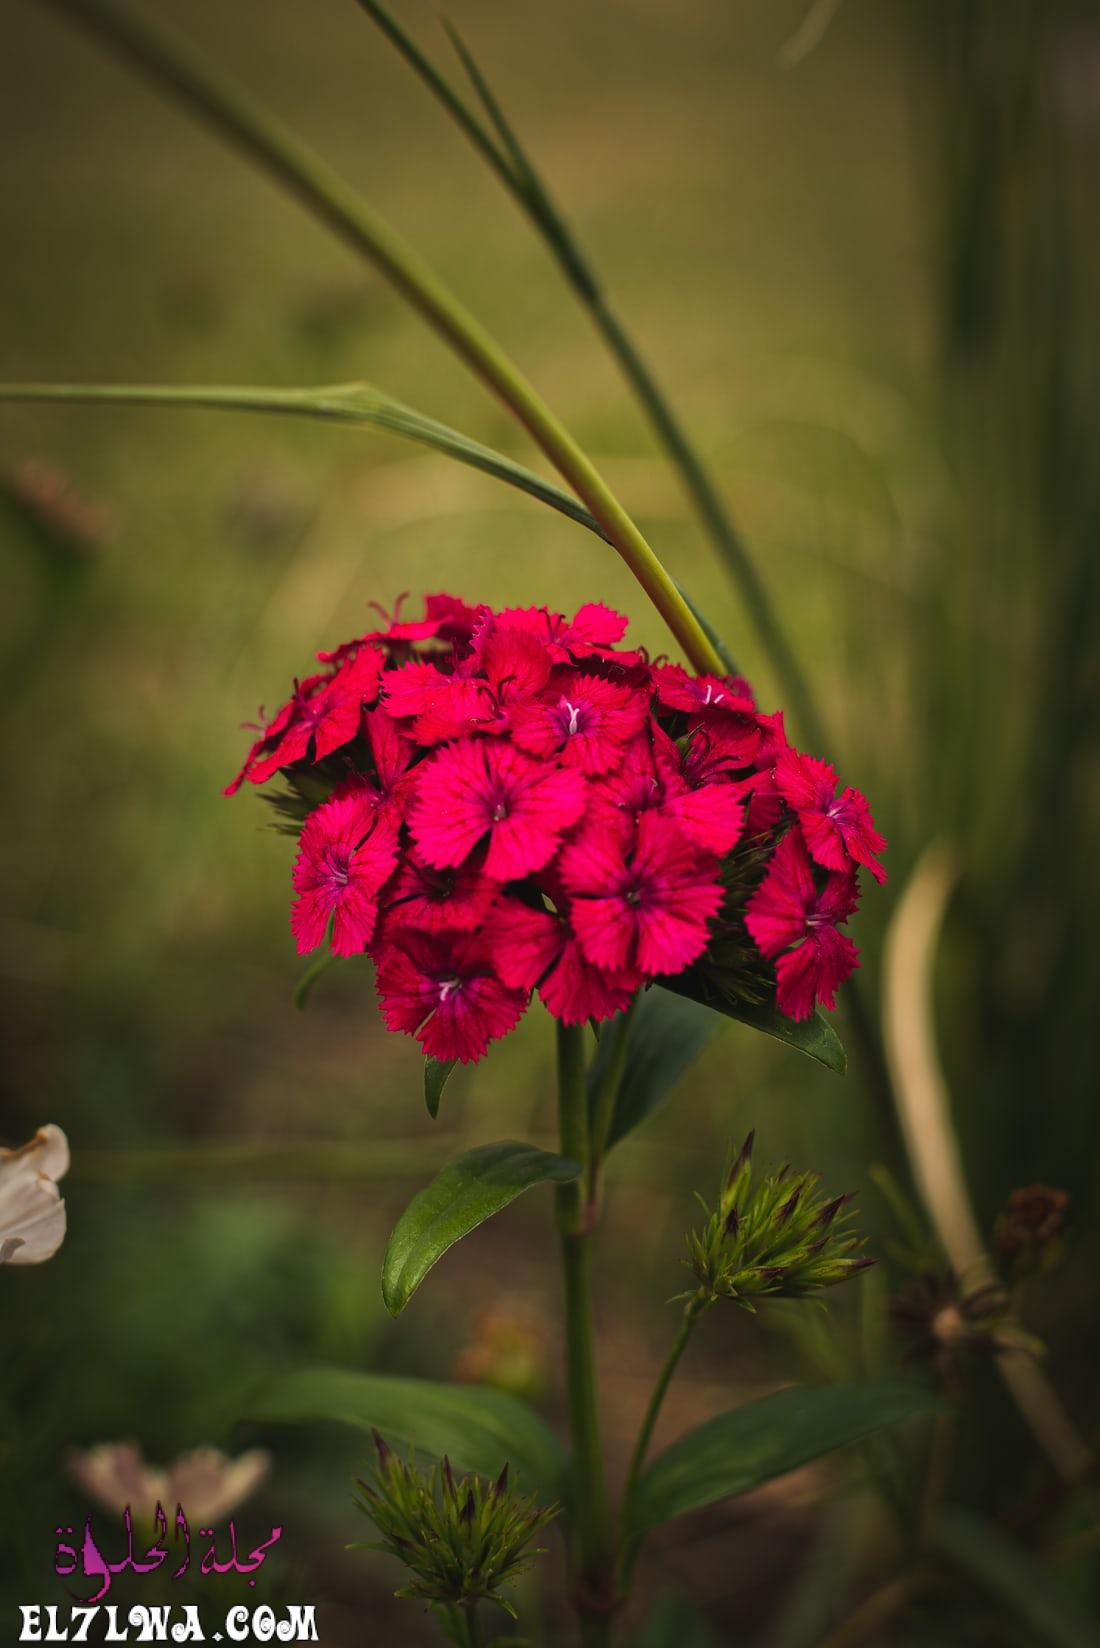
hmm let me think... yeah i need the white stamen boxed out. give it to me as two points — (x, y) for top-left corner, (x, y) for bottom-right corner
(438, 977), (462, 1003)
(561, 697), (581, 736)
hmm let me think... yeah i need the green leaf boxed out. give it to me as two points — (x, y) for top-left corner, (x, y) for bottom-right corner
(0, 381), (606, 543)
(659, 974), (846, 1074)
(424, 1056), (456, 1120)
(587, 990), (722, 1152)
(929, 1509), (1099, 1648)
(383, 1142), (581, 1316)
(627, 1382), (937, 1538)
(248, 1366), (567, 1500)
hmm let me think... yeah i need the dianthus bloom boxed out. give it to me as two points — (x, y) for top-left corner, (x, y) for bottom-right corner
(227, 595), (885, 1059)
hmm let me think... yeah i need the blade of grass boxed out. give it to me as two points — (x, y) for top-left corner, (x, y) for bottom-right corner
(882, 844), (1093, 1485)
(0, 380), (608, 541)
(37, 0), (722, 675)
(353, 0), (904, 1135)
(355, 0), (824, 747)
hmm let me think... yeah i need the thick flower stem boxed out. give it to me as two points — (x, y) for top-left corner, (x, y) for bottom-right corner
(586, 996), (638, 1220)
(619, 1291), (711, 1559)
(38, 0), (723, 679)
(555, 1022), (613, 1646)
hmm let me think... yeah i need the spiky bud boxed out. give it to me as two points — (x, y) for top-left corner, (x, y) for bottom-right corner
(686, 1138), (871, 1310)
(353, 1438), (557, 1622)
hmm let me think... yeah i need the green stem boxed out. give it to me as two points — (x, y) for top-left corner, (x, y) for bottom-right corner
(38, 0), (722, 676)
(464, 1605), (484, 1648)
(620, 1291), (710, 1542)
(555, 1022), (613, 1646)
(0, 380), (607, 543)
(586, 996), (638, 1216)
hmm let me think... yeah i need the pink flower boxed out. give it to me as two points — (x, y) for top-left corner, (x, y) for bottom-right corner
(379, 659), (486, 740)
(332, 708), (419, 824)
(510, 670), (649, 774)
(774, 750), (887, 884)
(408, 738), (586, 881)
(290, 795), (399, 957)
(227, 648), (383, 794)
(375, 933), (527, 1062)
(495, 602), (643, 667)
(317, 593), (457, 663)
(228, 591), (885, 1050)
(487, 899), (638, 1025)
(389, 624), (553, 742)
(560, 812), (724, 977)
(592, 728), (743, 855)
(651, 663), (755, 716)
(744, 829), (860, 1018)
(383, 849), (499, 933)
(422, 592), (484, 647)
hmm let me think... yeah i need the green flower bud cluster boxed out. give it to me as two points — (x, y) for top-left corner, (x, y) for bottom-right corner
(685, 1132), (871, 1310)
(354, 1431), (557, 1622)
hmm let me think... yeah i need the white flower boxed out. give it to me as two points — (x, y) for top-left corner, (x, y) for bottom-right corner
(0, 1124), (69, 1265)
(67, 1442), (271, 1524)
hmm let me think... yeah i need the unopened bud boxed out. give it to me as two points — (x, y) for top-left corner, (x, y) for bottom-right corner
(354, 1450), (557, 1615)
(686, 1137), (869, 1311)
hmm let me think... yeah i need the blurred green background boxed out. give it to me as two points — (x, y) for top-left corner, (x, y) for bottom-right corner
(2, 0), (1098, 1643)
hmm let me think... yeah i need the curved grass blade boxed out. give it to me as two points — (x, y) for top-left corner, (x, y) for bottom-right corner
(383, 1141), (580, 1315)
(248, 1365), (568, 1499)
(673, 579), (741, 677)
(355, 0), (822, 744)
(0, 381), (607, 542)
(36, 0), (720, 674)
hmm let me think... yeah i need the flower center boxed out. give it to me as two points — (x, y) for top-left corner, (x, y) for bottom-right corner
(701, 683), (725, 706)
(437, 977), (462, 1003)
(560, 697), (583, 736)
(323, 847), (351, 888)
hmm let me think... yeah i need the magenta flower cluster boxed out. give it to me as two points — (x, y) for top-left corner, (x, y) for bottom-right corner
(227, 595), (885, 1062)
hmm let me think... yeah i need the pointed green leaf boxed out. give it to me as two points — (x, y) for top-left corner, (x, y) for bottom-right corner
(424, 1056), (456, 1119)
(627, 1382), (938, 1537)
(383, 1142), (580, 1316)
(0, 381), (606, 543)
(247, 1366), (567, 1499)
(354, 0), (513, 184)
(658, 975), (846, 1074)
(587, 990), (722, 1151)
